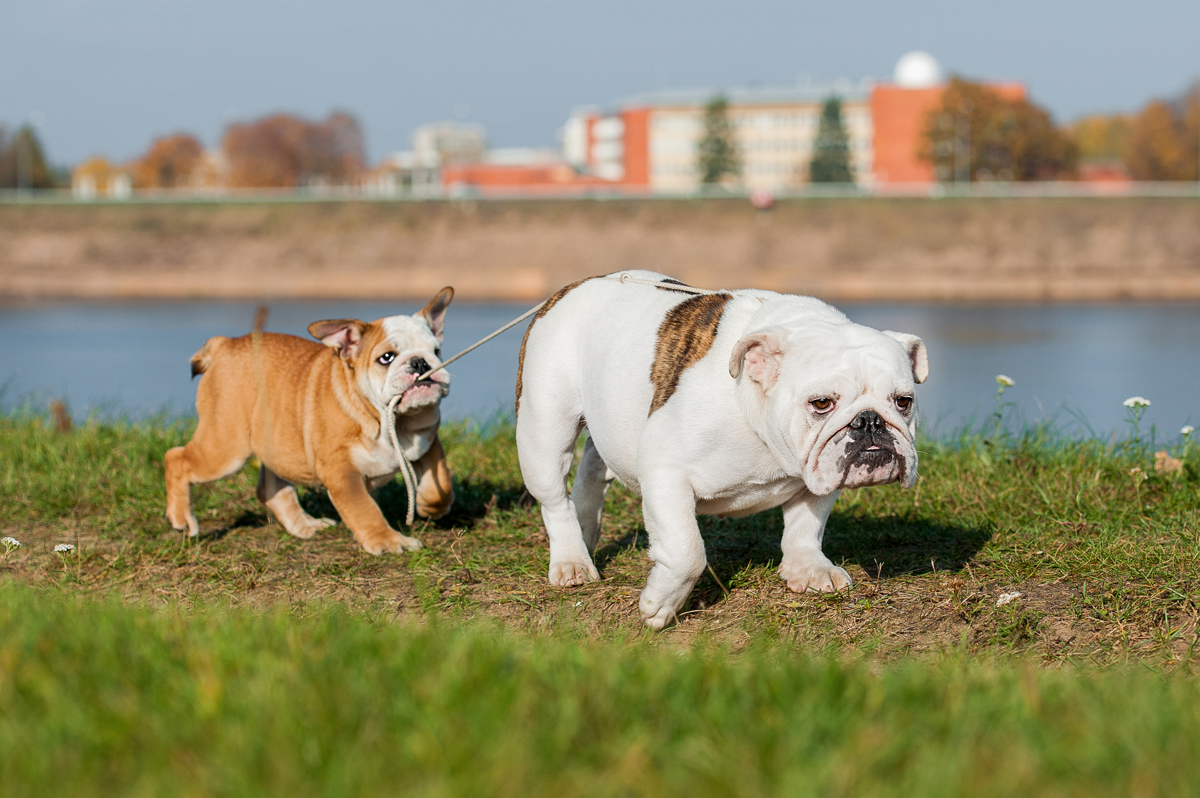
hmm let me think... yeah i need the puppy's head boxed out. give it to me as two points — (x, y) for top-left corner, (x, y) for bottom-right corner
(730, 315), (928, 495)
(308, 287), (454, 415)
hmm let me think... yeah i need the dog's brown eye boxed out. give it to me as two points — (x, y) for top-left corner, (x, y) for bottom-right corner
(895, 396), (913, 411)
(377, 352), (395, 366)
(810, 398), (834, 414)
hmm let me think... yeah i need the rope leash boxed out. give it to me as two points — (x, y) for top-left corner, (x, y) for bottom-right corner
(387, 272), (724, 524)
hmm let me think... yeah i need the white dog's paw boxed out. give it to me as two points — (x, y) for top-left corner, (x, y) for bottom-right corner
(780, 556), (853, 594)
(548, 559), (599, 587)
(640, 605), (677, 631)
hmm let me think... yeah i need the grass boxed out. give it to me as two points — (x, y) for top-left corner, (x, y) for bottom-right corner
(4, 584), (1200, 797)
(2, 408), (1200, 793)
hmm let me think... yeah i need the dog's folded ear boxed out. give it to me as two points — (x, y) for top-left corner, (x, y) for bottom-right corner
(884, 331), (929, 384)
(729, 329), (786, 390)
(419, 287), (454, 341)
(308, 319), (368, 359)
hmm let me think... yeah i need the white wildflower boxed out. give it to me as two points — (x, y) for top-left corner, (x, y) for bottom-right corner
(995, 375), (1015, 387)
(1183, 425), (1195, 436)
(1123, 396), (1150, 408)
(1129, 467), (1147, 481)
(53, 543), (76, 553)
(1, 537), (20, 550)
(996, 591), (1022, 607)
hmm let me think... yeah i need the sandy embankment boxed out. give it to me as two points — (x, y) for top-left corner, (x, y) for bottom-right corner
(1, 198), (1199, 302)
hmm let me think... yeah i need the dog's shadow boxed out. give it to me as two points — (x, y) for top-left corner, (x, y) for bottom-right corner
(294, 478), (532, 532)
(595, 505), (993, 607)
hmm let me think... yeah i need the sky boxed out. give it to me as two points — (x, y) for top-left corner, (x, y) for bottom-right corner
(4, 0), (1199, 166)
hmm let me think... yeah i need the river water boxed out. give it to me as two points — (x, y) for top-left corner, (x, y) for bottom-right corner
(1, 300), (1197, 439)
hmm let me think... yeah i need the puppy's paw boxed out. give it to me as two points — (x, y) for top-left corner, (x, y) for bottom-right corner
(286, 516), (337, 540)
(548, 559), (599, 587)
(780, 556), (853, 594)
(360, 533), (423, 555)
(166, 511), (198, 537)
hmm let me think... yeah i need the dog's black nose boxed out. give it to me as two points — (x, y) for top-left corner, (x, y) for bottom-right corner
(410, 357), (431, 376)
(850, 409), (885, 435)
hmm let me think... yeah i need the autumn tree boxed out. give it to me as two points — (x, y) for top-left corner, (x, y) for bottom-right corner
(921, 78), (1077, 181)
(134, 133), (204, 189)
(222, 111), (366, 188)
(809, 97), (854, 183)
(1070, 114), (1133, 163)
(698, 95), (741, 185)
(0, 124), (55, 189)
(1124, 84), (1199, 180)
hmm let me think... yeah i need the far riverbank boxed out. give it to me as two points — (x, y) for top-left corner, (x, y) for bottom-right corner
(2, 197), (1199, 302)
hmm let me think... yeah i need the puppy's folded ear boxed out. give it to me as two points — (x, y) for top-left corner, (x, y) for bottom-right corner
(729, 330), (786, 390)
(884, 331), (929, 384)
(418, 287), (454, 341)
(308, 319), (368, 359)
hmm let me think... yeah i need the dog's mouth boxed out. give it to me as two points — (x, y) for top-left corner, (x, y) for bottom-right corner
(394, 377), (447, 410)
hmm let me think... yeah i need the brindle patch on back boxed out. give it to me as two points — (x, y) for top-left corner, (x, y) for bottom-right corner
(649, 293), (731, 415)
(515, 277), (596, 416)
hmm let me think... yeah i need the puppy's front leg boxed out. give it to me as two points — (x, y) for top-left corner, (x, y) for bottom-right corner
(323, 469), (422, 555)
(638, 471), (707, 630)
(413, 434), (454, 520)
(778, 489), (851, 593)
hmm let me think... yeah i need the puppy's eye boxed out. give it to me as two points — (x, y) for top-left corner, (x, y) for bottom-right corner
(895, 395), (913, 412)
(810, 398), (834, 414)
(376, 352), (395, 366)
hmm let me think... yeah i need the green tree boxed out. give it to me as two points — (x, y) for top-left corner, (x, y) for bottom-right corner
(809, 97), (854, 183)
(697, 95), (740, 185)
(0, 125), (55, 189)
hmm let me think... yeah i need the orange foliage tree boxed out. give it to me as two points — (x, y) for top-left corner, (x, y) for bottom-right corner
(134, 133), (204, 189)
(1124, 84), (1200, 180)
(221, 112), (366, 188)
(921, 78), (1077, 181)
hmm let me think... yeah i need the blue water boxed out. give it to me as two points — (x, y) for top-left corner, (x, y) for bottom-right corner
(1, 300), (1197, 438)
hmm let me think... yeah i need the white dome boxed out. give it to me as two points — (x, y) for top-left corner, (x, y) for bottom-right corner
(893, 51), (942, 89)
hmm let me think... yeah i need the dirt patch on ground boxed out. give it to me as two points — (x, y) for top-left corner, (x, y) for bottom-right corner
(3, 198), (1200, 302)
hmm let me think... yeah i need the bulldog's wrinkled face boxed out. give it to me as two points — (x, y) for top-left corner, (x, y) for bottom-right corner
(730, 318), (928, 496)
(308, 287), (454, 416)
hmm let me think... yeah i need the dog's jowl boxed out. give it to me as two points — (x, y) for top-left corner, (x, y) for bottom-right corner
(516, 271), (928, 629)
(165, 288), (456, 554)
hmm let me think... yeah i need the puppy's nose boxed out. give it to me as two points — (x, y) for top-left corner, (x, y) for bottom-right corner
(409, 357), (431, 376)
(850, 409), (885, 435)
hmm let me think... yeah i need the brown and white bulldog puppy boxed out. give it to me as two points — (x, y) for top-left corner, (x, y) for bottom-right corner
(165, 289), (455, 554)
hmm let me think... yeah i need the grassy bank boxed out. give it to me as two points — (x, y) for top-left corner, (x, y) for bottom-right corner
(2, 411), (1199, 792)
(4, 197), (1200, 301)
(4, 583), (1200, 796)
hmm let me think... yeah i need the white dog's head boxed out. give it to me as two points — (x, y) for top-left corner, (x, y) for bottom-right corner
(729, 299), (928, 495)
(308, 287), (454, 416)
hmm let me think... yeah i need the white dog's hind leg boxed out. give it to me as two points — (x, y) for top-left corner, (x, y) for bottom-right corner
(638, 472), (706, 630)
(517, 409), (598, 587)
(778, 490), (852, 593)
(572, 436), (615, 556)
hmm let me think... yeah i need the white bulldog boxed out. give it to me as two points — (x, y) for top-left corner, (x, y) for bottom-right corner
(515, 271), (928, 629)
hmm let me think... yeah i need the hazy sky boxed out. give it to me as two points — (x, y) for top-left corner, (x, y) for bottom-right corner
(4, 0), (1199, 165)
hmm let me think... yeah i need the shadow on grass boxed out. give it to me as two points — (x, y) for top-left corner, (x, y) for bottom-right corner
(593, 506), (993, 609)
(295, 478), (533, 532)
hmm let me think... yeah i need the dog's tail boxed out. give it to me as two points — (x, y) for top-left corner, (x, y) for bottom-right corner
(189, 337), (228, 379)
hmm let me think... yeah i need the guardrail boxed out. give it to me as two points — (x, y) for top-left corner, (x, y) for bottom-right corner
(2, 181), (1200, 205)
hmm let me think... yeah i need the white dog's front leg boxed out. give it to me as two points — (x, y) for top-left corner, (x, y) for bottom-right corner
(779, 489), (851, 594)
(638, 472), (706, 630)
